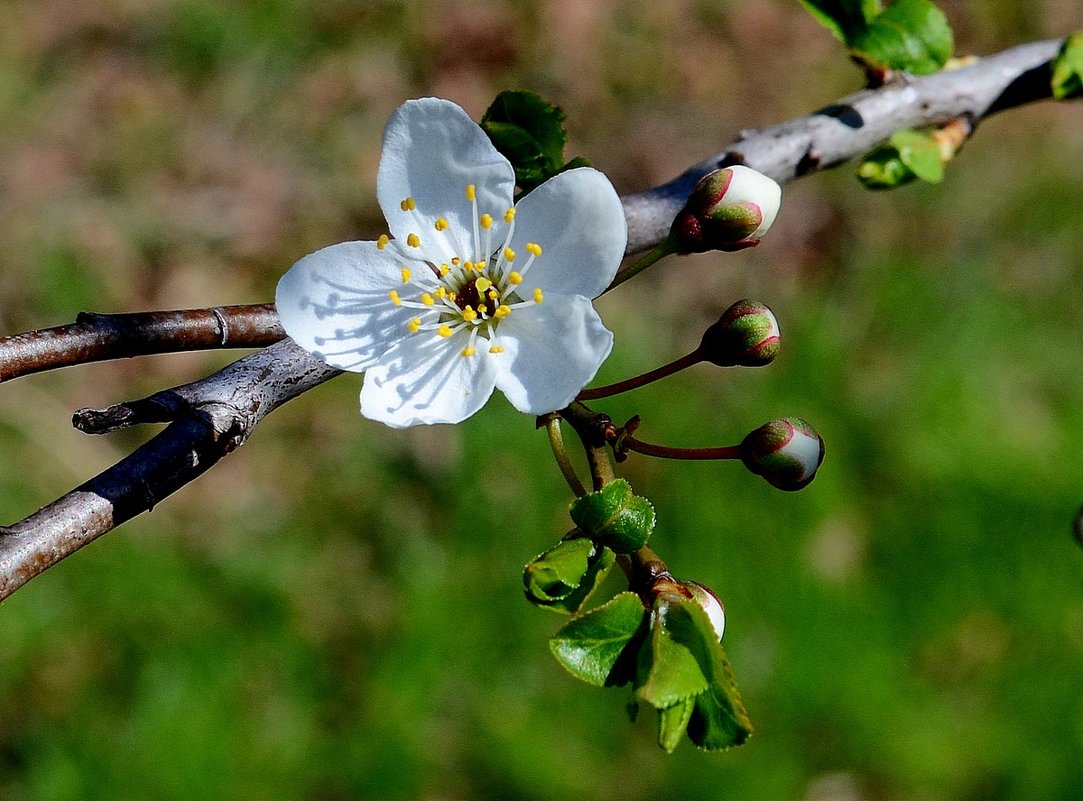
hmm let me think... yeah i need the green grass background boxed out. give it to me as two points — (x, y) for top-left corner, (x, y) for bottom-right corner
(1, 2), (1082, 799)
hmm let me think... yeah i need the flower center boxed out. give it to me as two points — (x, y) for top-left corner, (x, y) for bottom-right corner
(382, 185), (546, 357)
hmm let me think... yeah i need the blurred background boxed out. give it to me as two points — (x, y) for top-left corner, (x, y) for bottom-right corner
(1, 1), (1082, 799)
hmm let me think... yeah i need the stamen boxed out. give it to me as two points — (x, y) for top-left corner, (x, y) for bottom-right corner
(526, 242), (543, 257)
(421, 293), (434, 306)
(438, 325), (454, 338)
(494, 304), (511, 318)
(439, 263), (450, 276)
(400, 197), (417, 212)
(533, 288), (544, 304)
(400, 267), (412, 283)
(508, 272), (523, 285)
(503, 247), (516, 263)
(503, 208), (516, 223)
(462, 306), (478, 322)
(435, 217), (449, 231)
(479, 214), (493, 230)
(408, 318), (421, 333)
(465, 184), (476, 201)
(406, 233), (420, 248)
(461, 346), (477, 357)
(489, 345), (505, 353)
(376, 234), (390, 250)
(388, 290), (401, 306)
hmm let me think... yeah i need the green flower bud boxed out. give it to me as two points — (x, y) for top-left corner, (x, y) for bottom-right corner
(683, 580), (726, 641)
(740, 417), (825, 491)
(698, 299), (780, 367)
(669, 165), (782, 254)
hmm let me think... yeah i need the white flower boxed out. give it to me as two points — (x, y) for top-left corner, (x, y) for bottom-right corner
(276, 98), (627, 427)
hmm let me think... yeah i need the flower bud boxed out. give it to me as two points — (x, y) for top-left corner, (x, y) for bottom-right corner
(740, 417), (825, 491)
(683, 580), (726, 641)
(698, 299), (780, 367)
(669, 165), (782, 254)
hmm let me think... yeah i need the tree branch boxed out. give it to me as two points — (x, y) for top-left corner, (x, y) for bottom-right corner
(0, 36), (1074, 601)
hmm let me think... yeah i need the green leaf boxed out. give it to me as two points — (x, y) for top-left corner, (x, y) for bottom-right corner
(634, 612), (709, 710)
(549, 592), (646, 687)
(524, 538), (616, 614)
(857, 143), (917, 189)
(481, 90), (568, 192)
(657, 696), (695, 754)
(569, 478), (656, 553)
(851, 0), (953, 75)
(664, 600), (753, 750)
(890, 129), (944, 183)
(1052, 31), (1083, 100)
(797, 0), (880, 43)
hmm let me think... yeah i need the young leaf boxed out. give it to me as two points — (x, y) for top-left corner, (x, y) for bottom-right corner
(1051, 31), (1083, 100)
(569, 478), (656, 553)
(664, 600), (753, 750)
(890, 129), (944, 183)
(857, 143), (917, 189)
(657, 696), (696, 753)
(797, 0), (879, 43)
(851, 0), (953, 75)
(634, 613), (709, 710)
(481, 91), (568, 192)
(549, 592), (646, 687)
(524, 539), (617, 614)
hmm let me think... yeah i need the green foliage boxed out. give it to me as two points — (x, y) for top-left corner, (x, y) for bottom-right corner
(1051, 31), (1083, 100)
(523, 538), (616, 613)
(857, 128), (943, 188)
(569, 478), (656, 553)
(549, 592), (646, 687)
(481, 91), (589, 193)
(800, 0), (953, 75)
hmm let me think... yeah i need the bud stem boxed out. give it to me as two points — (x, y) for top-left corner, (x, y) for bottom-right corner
(605, 240), (677, 292)
(544, 415), (587, 497)
(622, 435), (742, 462)
(577, 351), (702, 401)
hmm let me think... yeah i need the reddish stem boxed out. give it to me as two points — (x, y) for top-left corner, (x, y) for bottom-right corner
(576, 350), (701, 401)
(623, 436), (741, 461)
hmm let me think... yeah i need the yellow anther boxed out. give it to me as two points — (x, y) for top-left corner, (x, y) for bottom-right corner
(533, 288), (544, 304)
(465, 184), (476, 201)
(388, 290), (401, 306)
(451, 257), (461, 265)
(438, 325), (453, 338)
(400, 197), (416, 212)
(526, 242), (543, 257)
(462, 306), (477, 322)
(407, 317), (421, 333)
(475, 277), (492, 294)
(479, 213), (493, 230)
(376, 234), (390, 250)
(487, 290), (498, 301)
(508, 271), (523, 285)
(434, 217), (449, 231)
(439, 264), (450, 276)
(421, 293), (434, 306)
(494, 304), (511, 318)
(449, 292), (457, 302)
(503, 208), (516, 223)
(406, 233), (420, 248)
(400, 267), (412, 283)
(489, 345), (505, 354)
(461, 346), (476, 357)
(503, 247), (516, 262)
(435, 286), (447, 299)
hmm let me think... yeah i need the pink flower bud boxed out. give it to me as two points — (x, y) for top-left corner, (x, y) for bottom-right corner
(740, 417), (825, 491)
(698, 299), (780, 367)
(683, 581), (726, 641)
(669, 165), (782, 254)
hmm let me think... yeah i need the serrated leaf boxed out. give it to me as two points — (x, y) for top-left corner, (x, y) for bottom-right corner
(798, 0), (880, 43)
(634, 611), (709, 709)
(549, 592), (646, 687)
(890, 129), (943, 183)
(481, 90), (568, 192)
(664, 600), (753, 750)
(569, 479), (655, 553)
(524, 537), (594, 603)
(1052, 31), (1083, 100)
(657, 696), (695, 753)
(852, 0), (953, 75)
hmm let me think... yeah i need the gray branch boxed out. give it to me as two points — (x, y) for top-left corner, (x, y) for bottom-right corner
(0, 36), (1073, 602)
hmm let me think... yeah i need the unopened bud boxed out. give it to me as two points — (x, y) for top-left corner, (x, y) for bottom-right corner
(740, 417), (825, 491)
(684, 580), (726, 641)
(698, 299), (780, 367)
(669, 165), (782, 254)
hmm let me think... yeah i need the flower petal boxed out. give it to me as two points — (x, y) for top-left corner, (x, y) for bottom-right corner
(494, 294), (613, 415)
(275, 241), (417, 372)
(378, 98), (515, 261)
(508, 167), (627, 299)
(360, 330), (498, 427)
